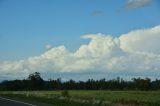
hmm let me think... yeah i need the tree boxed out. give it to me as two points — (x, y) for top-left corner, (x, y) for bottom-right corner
(28, 72), (44, 90)
(0, 72), (160, 91)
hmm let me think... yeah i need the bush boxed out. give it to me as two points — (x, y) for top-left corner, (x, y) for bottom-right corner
(61, 90), (70, 98)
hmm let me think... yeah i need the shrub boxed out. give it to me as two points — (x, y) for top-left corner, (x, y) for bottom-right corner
(61, 90), (70, 98)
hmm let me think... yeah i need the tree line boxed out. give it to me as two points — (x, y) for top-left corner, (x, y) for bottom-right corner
(0, 72), (160, 91)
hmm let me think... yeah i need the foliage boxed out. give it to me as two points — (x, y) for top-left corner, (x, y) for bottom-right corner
(27, 72), (44, 90)
(0, 72), (160, 91)
(61, 90), (70, 98)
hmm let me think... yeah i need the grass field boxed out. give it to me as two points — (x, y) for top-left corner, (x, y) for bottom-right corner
(0, 90), (160, 106)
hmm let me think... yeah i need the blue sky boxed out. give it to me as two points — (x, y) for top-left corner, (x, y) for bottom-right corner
(0, 0), (160, 80)
(0, 0), (160, 60)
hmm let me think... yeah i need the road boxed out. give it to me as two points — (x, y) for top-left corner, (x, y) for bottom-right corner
(0, 96), (50, 106)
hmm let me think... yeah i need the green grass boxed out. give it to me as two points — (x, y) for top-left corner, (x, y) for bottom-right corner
(0, 90), (160, 106)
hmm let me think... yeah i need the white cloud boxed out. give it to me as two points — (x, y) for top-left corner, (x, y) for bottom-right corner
(125, 0), (153, 10)
(45, 44), (52, 50)
(0, 25), (160, 79)
(120, 25), (160, 54)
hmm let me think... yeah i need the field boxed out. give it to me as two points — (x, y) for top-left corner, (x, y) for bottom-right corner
(0, 90), (160, 106)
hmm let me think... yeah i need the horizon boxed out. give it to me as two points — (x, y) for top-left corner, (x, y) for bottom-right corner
(0, 0), (160, 81)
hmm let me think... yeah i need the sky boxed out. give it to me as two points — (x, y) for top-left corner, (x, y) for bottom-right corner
(0, 0), (160, 81)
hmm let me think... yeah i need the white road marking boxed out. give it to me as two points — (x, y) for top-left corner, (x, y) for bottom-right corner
(0, 96), (37, 106)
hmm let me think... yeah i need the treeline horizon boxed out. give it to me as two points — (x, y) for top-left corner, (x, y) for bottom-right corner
(0, 72), (160, 91)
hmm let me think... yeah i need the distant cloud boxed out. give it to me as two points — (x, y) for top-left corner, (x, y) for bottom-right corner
(45, 44), (52, 50)
(91, 10), (104, 16)
(0, 25), (160, 79)
(125, 0), (153, 10)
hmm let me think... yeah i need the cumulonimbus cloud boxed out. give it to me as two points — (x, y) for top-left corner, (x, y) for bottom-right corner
(0, 25), (160, 79)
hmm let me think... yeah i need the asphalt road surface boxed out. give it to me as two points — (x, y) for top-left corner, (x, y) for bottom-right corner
(0, 97), (50, 106)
